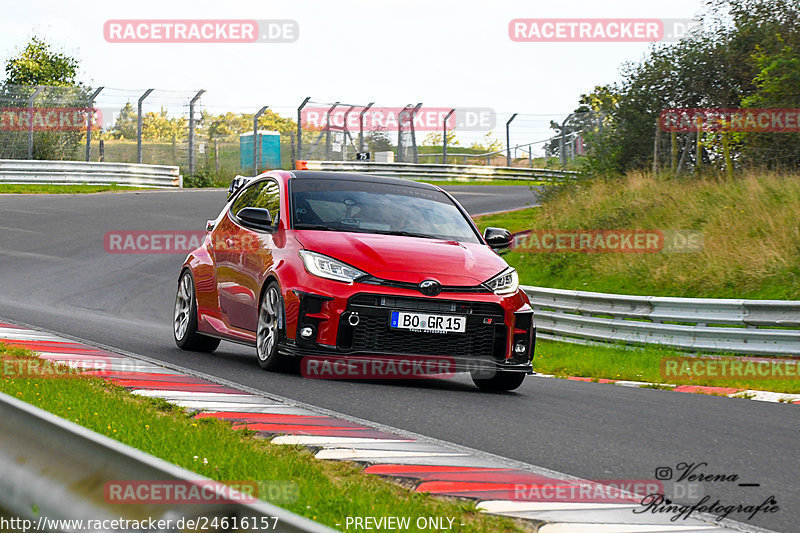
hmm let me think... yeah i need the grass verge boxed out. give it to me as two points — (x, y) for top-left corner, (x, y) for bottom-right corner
(473, 171), (800, 299)
(418, 180), (546, 187)
(0, 184), (151, 194)
(534, 339), (800, 395)
(0, 342), (527, 532)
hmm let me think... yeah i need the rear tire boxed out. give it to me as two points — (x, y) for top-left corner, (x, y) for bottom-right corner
(174, 270), (220, 353)
(256, 281), (292, 371)
(471, 371), (526, 392)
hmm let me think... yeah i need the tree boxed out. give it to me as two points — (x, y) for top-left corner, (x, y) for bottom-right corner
(366, 129), (393, 152)
(141, 108), (188, 141)
(576, 0), (800, 175)
(469, 132), (503, 152)
(3, 37), (81, 87)
(1, 37), (86, 160)
(740, 44), (800, 166)
(422, 130), (459, 147)
(108, 102), (137, 140)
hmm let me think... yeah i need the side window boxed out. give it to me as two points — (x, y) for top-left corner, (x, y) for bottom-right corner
(230, 180), (281, 224)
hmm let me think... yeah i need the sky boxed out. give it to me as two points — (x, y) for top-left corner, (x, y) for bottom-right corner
(0, 0), (708, 149)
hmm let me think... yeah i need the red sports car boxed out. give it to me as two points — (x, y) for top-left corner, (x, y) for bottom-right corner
(174, 170), (535, 391)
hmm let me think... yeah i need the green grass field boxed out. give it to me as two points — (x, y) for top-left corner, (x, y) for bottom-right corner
(0, 343), (527, 532)
(474, 171), (800, 300)
(0, 183), (147, 194)
(419, 180), (545, 187)
(534, 340), (800, 395)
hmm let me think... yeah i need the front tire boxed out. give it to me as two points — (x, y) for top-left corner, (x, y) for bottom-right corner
(471, 371), (526, 392)
(256, 281), (291, 371)
(174, 270), (220, 352)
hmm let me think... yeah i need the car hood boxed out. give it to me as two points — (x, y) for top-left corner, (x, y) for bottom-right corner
(293, 230), (508, 286)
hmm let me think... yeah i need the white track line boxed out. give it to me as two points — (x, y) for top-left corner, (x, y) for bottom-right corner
(478, 501), (638, 513)
(315, 449), (467, 460)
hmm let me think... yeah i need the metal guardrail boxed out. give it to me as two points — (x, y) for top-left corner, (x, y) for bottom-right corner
(298, 160), (579, 182)
(0, 160), (182, 188)
(0, 391), (334, 532)
(524, 286), (800, 356)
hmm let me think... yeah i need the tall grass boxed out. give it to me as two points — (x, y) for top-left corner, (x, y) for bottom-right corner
(475, 171), (800, 299)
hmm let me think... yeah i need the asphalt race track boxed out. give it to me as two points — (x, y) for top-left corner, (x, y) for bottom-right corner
(0, 186), (796, 532)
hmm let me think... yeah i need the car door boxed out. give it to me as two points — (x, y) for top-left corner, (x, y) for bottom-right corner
(214, 178), (280, 332)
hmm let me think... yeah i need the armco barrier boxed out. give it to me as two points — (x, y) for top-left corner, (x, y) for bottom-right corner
(0, 391), (334, 532)
(524, 286), (800, 356)
(0, 159), (182, 188)
(297, 160), (579, 182)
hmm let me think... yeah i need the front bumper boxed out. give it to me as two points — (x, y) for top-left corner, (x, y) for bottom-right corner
(281, 278), (535, 373)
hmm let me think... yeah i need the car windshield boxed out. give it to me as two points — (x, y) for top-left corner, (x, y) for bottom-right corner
(290, 178), (481, 244)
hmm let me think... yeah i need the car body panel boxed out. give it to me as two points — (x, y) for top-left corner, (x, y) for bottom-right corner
(180, 170), (535, 372)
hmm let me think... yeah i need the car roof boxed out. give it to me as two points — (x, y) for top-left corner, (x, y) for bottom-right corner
(288, 170), (440, 190)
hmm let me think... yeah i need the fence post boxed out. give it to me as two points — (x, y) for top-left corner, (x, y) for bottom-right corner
(85, 87), (103, 162)
(253, 106), (269, 175)
(137, 89), (154, 164)
(188, 90), (205, 175)
(506, 113), (518, 167)
(342, 106), (356, 161)
(296, 97), (310, 162)
(670, 131), (678, 173)
(325, 102), (339, 160)
(652, 119), (660, 176)
(289, 131), (296, 168)
(559, 115), (570, 169)
(721, 130), (733, 179)
(442, 109), (454, 165)
(27, 86), (44, 159)
(396, 104), (411, 163)
(99, 139), (104, 162)
(410, 102), (422, 164)
(359, 102), (374, 153)
(529, 145), (533, 168)
(695, 117), (703, 172)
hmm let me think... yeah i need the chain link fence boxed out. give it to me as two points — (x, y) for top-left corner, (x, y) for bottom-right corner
(1, 85), (593, 185)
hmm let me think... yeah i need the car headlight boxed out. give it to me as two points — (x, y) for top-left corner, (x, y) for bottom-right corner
(484, 267), (519, 295)
(298, 250), (367, 283)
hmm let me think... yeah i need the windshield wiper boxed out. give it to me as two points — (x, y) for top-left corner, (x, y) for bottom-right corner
(367, 229), (441, 240)
(293, 223), (339, 231)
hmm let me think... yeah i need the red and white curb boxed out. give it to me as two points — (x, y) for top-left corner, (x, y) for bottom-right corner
(0, 321), (773, 533)
(535, 374), (800, 405)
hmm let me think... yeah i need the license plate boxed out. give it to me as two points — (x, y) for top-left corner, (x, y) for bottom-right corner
(389, 311), (466, 334)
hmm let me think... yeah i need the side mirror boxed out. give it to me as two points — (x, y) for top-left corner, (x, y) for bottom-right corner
(483, 227), (512, 250)
(237, 207), (274, 231)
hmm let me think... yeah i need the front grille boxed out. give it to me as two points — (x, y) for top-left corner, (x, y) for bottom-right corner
(340, 294), (506, 359)
(359, 276), (491, 294)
